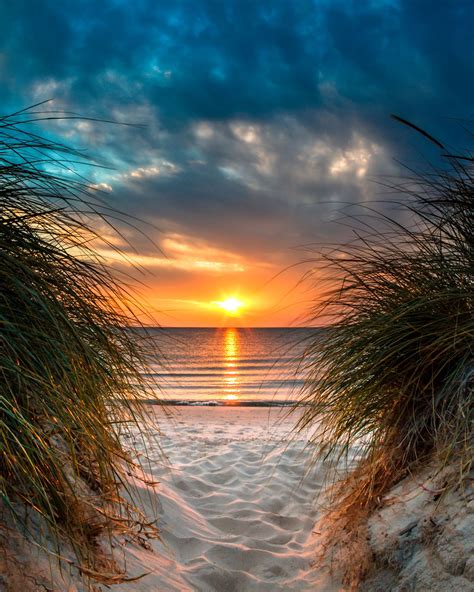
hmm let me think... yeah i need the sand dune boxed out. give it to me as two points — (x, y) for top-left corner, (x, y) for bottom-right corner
(5, 405), (469, 591)
(114, 406), (344, 592)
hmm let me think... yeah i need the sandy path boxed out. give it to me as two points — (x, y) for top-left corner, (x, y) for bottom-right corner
(115, 406), (342, 591)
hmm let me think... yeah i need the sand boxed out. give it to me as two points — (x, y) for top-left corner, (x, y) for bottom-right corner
(112, 405), (344, 592)
(3, 406), (471, 591)
(360, 465), (474, 591)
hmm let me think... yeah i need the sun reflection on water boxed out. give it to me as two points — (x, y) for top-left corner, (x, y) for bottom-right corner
(223, 328), (241, 403)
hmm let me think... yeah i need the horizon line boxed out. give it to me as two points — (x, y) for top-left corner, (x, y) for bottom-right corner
(129, 325), (323, 330)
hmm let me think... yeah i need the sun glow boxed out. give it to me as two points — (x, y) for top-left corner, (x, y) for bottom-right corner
(216, 296), (244, 315)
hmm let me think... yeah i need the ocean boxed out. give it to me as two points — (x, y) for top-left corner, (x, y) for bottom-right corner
(141, 327), (318, 406)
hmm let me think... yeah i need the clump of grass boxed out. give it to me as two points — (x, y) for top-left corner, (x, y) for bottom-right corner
(297, 120), (473, 526)
(0, 104), (159, 583)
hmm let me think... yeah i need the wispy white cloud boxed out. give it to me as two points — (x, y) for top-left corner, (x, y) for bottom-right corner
(94, 232), (258, 274)
(90, 182), (113, 192)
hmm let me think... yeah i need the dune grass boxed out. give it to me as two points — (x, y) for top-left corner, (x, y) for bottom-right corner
(297, 121), (473, 523)
(0, 105), (160, 583)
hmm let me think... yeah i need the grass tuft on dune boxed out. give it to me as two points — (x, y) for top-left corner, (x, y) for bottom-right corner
(297, 119), (473, 540)
(0, 104), (160, 584)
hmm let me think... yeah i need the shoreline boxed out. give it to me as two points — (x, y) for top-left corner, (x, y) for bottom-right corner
(141, 398), (301, 407)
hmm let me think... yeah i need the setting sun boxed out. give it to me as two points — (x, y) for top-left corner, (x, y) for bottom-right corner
(216, 297), (244, 315)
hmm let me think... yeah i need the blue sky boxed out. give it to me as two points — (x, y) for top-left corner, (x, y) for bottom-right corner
(2, 1), (473, 325)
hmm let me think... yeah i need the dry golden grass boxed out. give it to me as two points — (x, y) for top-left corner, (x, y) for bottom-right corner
(0, 103), (161, 585)
(297, 119), (473, 580)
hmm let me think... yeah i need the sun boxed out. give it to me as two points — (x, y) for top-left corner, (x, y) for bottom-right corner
(216, 296), (244, 315)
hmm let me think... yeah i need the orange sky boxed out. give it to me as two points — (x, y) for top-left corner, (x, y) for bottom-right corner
(134, 266), (318, 327)
(96, 229), (323, 327)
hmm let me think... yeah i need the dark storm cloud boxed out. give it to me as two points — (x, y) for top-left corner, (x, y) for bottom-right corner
(3, 1), (472, 126)
(2, 0), (474, 265)
(2, 0), (325, 120)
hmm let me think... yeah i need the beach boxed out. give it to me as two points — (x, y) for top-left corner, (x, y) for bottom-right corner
(2, 404), (472, 592)
(113, 405), (474, 592)
(113, 405), (345, 592)
(3, 5), (474, 590)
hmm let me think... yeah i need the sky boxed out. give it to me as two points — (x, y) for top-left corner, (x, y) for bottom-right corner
(2, 1), (474, 326)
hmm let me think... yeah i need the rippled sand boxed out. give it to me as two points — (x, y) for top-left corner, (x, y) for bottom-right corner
(114, 406), (343, 591)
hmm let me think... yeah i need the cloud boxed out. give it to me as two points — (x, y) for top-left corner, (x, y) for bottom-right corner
(2, 1), (473, 323)
(90, 182), (113, 192)
(95, 114), (394, 268)
(4, 1), (473, 135)
(124, 161), (179, 180)
(94, 231), (270, 275)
